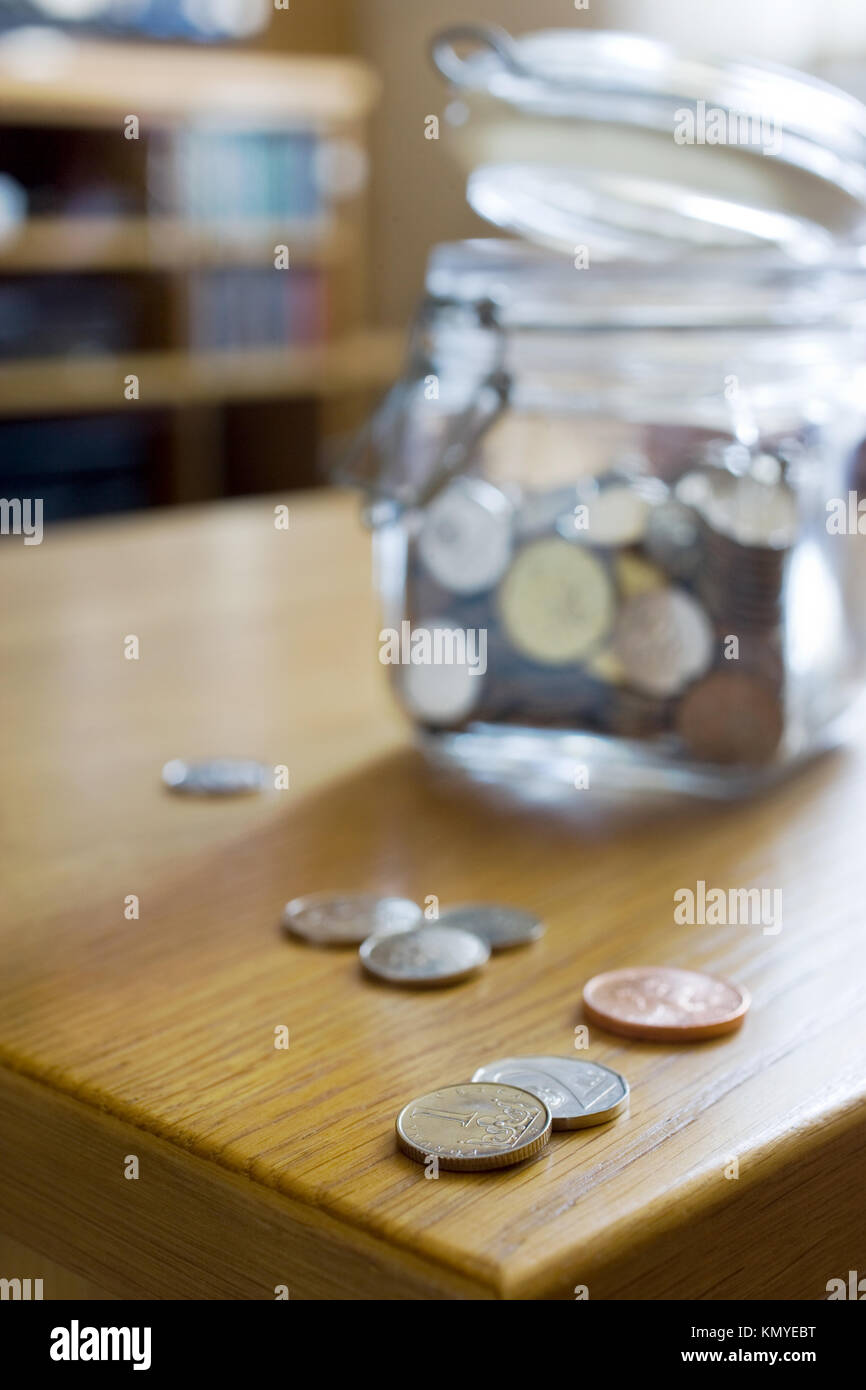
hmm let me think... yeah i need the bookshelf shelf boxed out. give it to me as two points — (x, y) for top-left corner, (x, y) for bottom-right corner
(0, 38), (379, 128)
(0, 217), (354, 272)
(0, 330), (404, 417)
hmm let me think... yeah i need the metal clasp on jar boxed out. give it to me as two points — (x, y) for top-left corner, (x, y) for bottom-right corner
(339, 294), (511, 523)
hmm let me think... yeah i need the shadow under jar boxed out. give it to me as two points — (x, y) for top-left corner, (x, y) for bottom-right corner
(357, 240), (866, 799)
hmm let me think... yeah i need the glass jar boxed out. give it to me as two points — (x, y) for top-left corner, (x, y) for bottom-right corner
(346, 28), (866, 799)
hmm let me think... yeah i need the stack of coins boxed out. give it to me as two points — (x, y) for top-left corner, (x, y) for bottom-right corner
(396, 434), (799, 767)
(282, 894), (545, 988)
(679, 468), (797, 631)
(395, 1056), (629, 1171)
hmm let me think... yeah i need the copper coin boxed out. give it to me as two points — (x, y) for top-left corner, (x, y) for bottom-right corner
(583, 966), (749, 1041)
(675, 670), (784, 765)
(711, 627), (785, 690)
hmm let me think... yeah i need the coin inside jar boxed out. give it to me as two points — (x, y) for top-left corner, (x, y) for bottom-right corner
(282, 893), (422, 947)
(675, 670), (784, 764)
(613, 587), (714, 697)
(557, 484), (651, 548)
(417, 477), (513, 595)
(398, 616), (485, 727)
(615, 553), (667, 598)
(498, 537), (615, 666)
(694, 470), (799, 550)
(360, 924), (489, 986)
(437, 904), (545, 950)
(471, 1056), (629, 1129)
(583, 966), (750, 1041)
(396, 1082), (552, 1170)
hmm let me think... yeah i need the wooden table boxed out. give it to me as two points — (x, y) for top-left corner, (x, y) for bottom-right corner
(0, 492), (863, 1301)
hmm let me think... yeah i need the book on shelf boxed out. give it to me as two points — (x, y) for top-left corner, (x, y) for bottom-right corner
(148, 127), (323, 224)
(0, 1), (267, 42)
(187, 267), (326, 351)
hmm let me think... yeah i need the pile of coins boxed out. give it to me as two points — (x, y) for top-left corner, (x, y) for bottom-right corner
(398, 439), (802, 766)
(395, 965), (749, 1172)
(281, 892), (544, 987)
(395, 1056), (629, 1171)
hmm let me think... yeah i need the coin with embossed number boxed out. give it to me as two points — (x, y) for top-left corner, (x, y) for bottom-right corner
(471, 1056), (629, 1129)
(360, 924), (489, 987)
(162, 758), (268, 796)
(396, 1082), (552, 1170)
(437, 904), (545, 950)
(583, 966), (750, 1041)
(282, 893), (422, 947)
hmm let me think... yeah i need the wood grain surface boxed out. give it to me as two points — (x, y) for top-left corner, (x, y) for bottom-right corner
(0, 492), (864, 1300)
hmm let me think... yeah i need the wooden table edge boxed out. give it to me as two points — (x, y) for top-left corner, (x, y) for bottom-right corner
(501, 1094), (866, 1301)
(4, 1054), (863, 1301)
(0, 1062), (496, 1302)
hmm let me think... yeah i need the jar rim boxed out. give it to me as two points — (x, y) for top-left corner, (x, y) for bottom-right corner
(432, 26), (866, 261)
(425, 238), (866, 331)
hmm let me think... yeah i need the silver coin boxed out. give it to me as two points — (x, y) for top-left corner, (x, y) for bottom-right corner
(516, 485), (582, 538)
(471, 1056), (629, 1129)
(437, 904), (545, 950)
(644, 498), (702, 579)
(360, 925), (489, 987)
(162, 758), (268, 796)
(703, 474), (798, 550)
(613, 587), (714, 697)
(677, 468), (798, 550)
(417, 477), (513, 595)
(399, 616), (485, 726)
(283, 893), (421, 947)
(556, 484), (651, 548)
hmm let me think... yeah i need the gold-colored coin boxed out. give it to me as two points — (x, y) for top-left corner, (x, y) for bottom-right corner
(498, 537), (615, 666)
(396, 1082), (552, 1171)
(616, 553), (666, 598)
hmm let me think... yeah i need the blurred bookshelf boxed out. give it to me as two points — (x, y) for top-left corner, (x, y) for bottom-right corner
(0, 26), (400, 519)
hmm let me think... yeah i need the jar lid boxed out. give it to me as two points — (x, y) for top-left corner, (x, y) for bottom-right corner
(431, 25), (866, 261)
